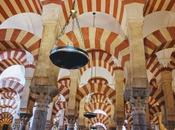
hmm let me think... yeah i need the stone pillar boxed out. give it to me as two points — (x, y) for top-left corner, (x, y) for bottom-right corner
(45, 102), (54, 130)
(116, 117), (124, 130)
(125, 88), (148, 130)
(30, 85), (57, 130)
(12, 119), (20, 130)
(66, 70), (80, 130)
(115, 70), (125, 130)
(20, 77), (32, 112)
(67, 116), (75, 130)
(156, 49), (175, 130)
(19, 113), (31, 130)
(160, 70), (175, 129)
(57, 109), (65, 130)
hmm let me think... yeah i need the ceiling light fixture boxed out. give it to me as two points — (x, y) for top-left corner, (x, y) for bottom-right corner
(50, 1), (89, 69)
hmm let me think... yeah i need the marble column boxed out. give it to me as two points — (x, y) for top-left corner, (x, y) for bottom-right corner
(125, 88), (148, 130)
(115, 70), (125, 130)
(57, 109), (65, 130)
(160, 70), (175, 130)
(156, 49), (175, 130)
(116, 117), (124, 130)
(67, 116), (75, 130)
(12, 119), (20, 130)
(19, 113), (31, 130)
(30, 85), (57, 130)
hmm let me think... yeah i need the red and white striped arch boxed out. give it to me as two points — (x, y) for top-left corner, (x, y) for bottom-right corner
(144, 0), (175, 16)
(57, 77), (70, 101)
(0, 79), (24, 95)
(79, 49), (121, 77)
(76, 77), (116, 103)
(0, 50), (35, 74)
(52, 101), (66, 115)
(0, 112), (13, 125)
(91, 94), (109, 104)
(0, 88), (16, 99)
(0, 29), (41, 60)
(44, 0), (125, 24)
(125, 101), (133, 126)
(0, 0), (42, 24)
(146, 54), (175, 82)
(88, 113), (109, 126)
(151, 116), (159, 125)
(57, 27), (129, 67)
(148, 79), (165, 122)
(144, 27), (175, 59)
(0, 98), (17, 111)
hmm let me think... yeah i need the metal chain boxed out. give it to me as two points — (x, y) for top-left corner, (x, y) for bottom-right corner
(57, 0), (76, 39)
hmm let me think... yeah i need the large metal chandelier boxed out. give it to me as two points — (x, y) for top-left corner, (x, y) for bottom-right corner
(50, 1), (89, 69)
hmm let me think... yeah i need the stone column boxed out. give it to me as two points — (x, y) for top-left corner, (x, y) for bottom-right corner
(19, 113), (31, 130)
(115, 70), (125, 130)
(30, 85), (57, 130)
(160, 70), (175, 129)
(66, 70), (80, 130)
(57, 109), (65, 130)
(67, 115), (76, 130)
(116, 117), (124, 130)
(156, 49), (175, 130)
(20, 77), (32, 112)
(125, 88), (148, 130)
(45, 102), (54, 130)
(12, 119), (20, 130)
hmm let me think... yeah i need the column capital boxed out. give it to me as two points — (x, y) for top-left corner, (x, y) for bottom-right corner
(67, 115), (76, 124)
(124, 87), (148, 101)
(19, 112), (32, 125)
(156, 48), (174, 68)
(30, 85), (58, 100)
(42, 3), (60, 24)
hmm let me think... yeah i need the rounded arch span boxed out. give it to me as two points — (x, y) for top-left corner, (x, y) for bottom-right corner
(64, 12), (125, 35)
(57, 27), (129, 67)
(57, 77), (70, 101)
(144, 26), (175, 59)
(55, 0), (126, 25)
(144, 0), (175, 16)
(143, 11), (175, 37)
(89, 113), (109, 126)
(79, 49), (122, 78)
(0, 0), (42, 24)
(0, 50), (35, 75)
(0, 77), (25, 95)
(76, 77), (116, 103)
(0, 13), (43, 38)
(0, 28), (41, 60)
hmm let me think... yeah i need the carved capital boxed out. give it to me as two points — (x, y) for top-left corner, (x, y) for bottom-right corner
(124, 87), (148, 101)
(42, 4), (60, 24)
(19, 113), (32, 125)
(67, 115), (76, 125)
(124, 88), (148, 110)
(30, 85), (58, 111)
(156, 48), (175, 68)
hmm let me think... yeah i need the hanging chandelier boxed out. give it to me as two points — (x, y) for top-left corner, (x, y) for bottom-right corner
(50, 1), (89, 69)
